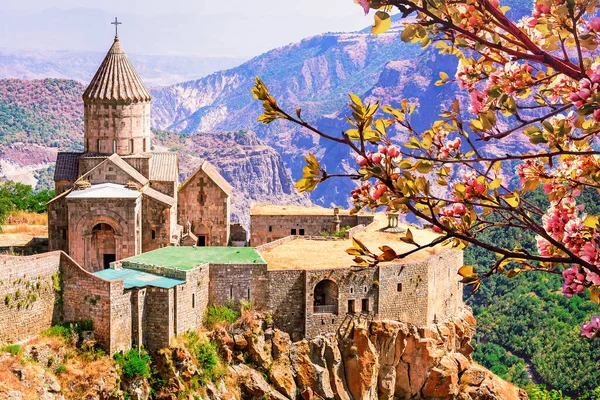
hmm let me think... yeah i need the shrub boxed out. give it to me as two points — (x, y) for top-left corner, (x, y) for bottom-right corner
(182, 331), (225, 384)
(203, 305), (239, 328)
(41, 320), (94, 344)
(55, 364), (67, 374)
(1, 344), (21, 356)
(114, 348), (152, 379)
(320, 225), (352, 238)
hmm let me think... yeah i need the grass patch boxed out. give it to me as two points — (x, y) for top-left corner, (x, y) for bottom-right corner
(320, 225), (352, 238)
(1, 343), (22, 356)
(114, 348), (152, 379)
(203, 305), (239, 328)
(41, 320), (94, 343)
(55, 364), (67, 374)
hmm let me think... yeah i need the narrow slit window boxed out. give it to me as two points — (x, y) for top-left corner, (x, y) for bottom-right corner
(192, 293), (195, 308)
(97, 139), (101, 152)
(113, 139), (117, 153)
(247, 288), (250, 299)
(397, 283), (402, 292)
(130, 139), (134, 153)
(229, 286), (233, 300)
(151, 230), (156, 240)
(268, 226), (272, 232)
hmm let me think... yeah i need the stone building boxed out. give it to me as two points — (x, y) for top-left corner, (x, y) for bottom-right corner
(250, 205), (374, 246)
(47, 33), (232, 271)
(1, 213), (464, 353)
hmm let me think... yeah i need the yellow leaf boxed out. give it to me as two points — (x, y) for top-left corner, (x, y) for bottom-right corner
(591, 286), (600, 305)
(489, 178), (502, 190)
(584, 216), (599, 229)
(505, 193), (520, 207)
(372, 11), (391, 35)
(458, 265), (475, 277)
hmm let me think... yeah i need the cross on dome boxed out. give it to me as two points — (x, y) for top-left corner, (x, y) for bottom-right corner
(111, 17), (122, 37)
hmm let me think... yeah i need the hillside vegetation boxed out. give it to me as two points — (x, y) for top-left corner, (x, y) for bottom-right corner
(466, 189), (600, 397)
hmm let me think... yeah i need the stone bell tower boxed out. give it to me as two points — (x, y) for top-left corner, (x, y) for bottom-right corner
(82, 25), (152, 155)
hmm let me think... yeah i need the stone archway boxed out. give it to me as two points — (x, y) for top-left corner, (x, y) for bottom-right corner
(195, 223), (209, 247)
(313, 279), (338, 314)
(71, 212), (126, 273)
(91, 223), (116, 269)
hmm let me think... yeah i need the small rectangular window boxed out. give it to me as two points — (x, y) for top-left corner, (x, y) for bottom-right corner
(247, 288), (250, 300)
(62, 229), (67, 240)
(268, 226), (272, 232)
(192, 293), (195, 308)
(299, 229), (305, 235)
(348, 299), (355, 313)
(229, 286), (233, 300)
(397, 283), (402, 292)
(291, 229), (297, 235)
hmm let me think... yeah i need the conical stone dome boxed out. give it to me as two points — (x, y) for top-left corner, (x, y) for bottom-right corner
(83, 36), (152, 103)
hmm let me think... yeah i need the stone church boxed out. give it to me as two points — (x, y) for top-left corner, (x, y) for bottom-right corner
(47, 34), (232, 272)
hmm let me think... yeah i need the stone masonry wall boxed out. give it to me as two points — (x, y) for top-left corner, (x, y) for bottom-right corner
(266, 269), (306, 340)
(60, 252), (116, 351)
(144, 287), (173, 353)
(84, 101), (151, 156)
(426, 250), (464, 323)
(178, 169), (230, 246)
(48, 195), (69, 253)
(142, 195), (174, 252)
(174, 266), (209, 336)
(0, 252), (62, 344)
(250, 214), (374, 246)
(208, 263), (269, 310)
(377, 260), (431, 325)
(305, 267), (378, 338)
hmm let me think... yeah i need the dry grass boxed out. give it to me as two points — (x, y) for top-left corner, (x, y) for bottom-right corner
(6, 211), (48, 225)
(260, 213), (445, 270)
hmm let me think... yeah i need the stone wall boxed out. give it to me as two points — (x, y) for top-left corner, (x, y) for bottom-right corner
(142, 195), (174, 252)
(178, 168), (230, 246)
(250, 214), (374, 246)
(304, 267), (378, 338)
(0, 252), (62, 344)
(174, 266), (209, 336)
(60, 252), (116, 352)
(377, 261), (429, 325)
(83, 101), (151, 156)
(266, 270), (306, 340)
(426, 250), (464, 323)
(144, 287), (173, 352)
(48, 195), (69, 253)
(208, 263), (269, 310)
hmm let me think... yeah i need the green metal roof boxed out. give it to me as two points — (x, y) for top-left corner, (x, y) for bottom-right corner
(121, 246), (265, 270)
(94, 267), (185, 289)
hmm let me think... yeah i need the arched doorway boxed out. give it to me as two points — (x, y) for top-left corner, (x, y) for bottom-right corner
(196, 223), (209, 246)
(313, 279), (338, 314)
(91, 223), (116, 269)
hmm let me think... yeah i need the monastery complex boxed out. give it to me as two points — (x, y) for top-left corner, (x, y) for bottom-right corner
(0, 33), (465, 354)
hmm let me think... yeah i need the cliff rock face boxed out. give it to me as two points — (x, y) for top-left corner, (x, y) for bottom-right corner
(200, 308), (528, 400)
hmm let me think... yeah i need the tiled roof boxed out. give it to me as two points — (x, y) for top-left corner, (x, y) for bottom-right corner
(180, 161), (233, 196)
(143, 187), (175, 207)
(149, 152), (178, 182)
(54, 152), (81, 181)
(82, 37), (152, 103)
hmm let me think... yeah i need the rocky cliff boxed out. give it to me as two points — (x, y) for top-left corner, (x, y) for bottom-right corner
(0, 308), (526, 399)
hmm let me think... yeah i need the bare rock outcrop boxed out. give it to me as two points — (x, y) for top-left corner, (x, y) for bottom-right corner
(214, 308), (527, 400)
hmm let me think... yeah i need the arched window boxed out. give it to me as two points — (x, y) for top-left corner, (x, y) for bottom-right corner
(313, 279), (338, 314)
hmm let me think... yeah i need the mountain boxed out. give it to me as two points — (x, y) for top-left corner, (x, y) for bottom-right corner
(150, 4), (534, 208)
(0, 78), (306, 225)
(0, 48), (246, 86)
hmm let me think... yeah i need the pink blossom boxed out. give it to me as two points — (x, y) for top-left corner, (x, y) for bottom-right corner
(581, 316), (600, 338)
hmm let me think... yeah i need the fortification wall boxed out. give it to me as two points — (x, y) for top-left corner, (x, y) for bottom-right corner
(426, 250), (464, 323)
(0, 252), (62, 344)
(144, 287), (173, 352)
(208, 263), (269, 310)
(174, 266), (209, 336)
(305, 267), (378, 338)
(250, 214), (373, 246)
(377, 260), (429, 325)
(60, 252), (118, 351)
(267, 269), (306, 340)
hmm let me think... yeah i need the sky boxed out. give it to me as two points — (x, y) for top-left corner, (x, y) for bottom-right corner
(1, 0), (372, 58)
